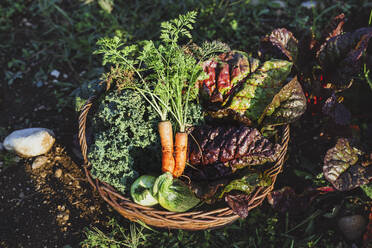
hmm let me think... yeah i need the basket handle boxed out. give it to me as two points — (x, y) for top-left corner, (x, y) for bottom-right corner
(78, 95), (99, 167)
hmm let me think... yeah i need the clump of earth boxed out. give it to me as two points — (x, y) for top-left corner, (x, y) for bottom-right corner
(0, 143), (115, 247)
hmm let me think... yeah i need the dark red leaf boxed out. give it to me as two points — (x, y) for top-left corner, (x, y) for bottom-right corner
(322, 93), (351, 125)
(267, 186), (321, 214)
(323, 138), (371, 191)
(317, 27), (372, 90)
(319, 13), (346, 44)
(225, 193), (251, 218)
(260, 28), (298, 62)
(187, 125), (281, 168)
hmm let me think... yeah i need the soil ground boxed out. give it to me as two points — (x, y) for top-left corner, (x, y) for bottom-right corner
(0, 81), (114, 248)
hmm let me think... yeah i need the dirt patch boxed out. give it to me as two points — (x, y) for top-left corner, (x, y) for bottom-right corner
(0, 144), (113, 248)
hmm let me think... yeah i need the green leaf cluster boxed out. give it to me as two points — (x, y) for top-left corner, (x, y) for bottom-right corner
(95, 11), (228, 130)
(88, 89), (160, 193)
(88, 89), (204, 194)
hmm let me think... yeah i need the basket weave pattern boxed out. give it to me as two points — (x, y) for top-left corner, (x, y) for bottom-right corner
(78, 95), (290, 230)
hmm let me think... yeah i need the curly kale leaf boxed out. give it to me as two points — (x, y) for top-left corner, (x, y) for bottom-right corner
(88, 89), (160, 194)
(323, 138), (371, 191)
(258, 76), (306, 126)
(88, 89), (204, 194)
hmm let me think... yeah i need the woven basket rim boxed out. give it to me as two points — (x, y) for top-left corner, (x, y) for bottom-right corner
(78, 95), (290, 230)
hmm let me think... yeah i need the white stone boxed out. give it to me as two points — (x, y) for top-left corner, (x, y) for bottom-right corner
(3, 128), (55, 157)
(32, 156), (48, 170)
(50, 70), (60, 78)
(55, 169), (62, 178)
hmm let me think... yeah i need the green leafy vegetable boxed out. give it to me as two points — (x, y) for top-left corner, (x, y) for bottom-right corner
(208, 59), (292, 124)
(88, 89), (160, 193)
(88, 89), (204, 194)
(130, 175), (158, 206)
(260, 28), (298, 62)
(258, 76), (307, 126)
(153, 172), (200, 212)
(261, 18), (372, 91)
(361, 183), (372, 199)
(95, 11), (227, 132)
(219, 171), (271, 198)
(187, 125), (281, 169)
(323, 138), (370, 191)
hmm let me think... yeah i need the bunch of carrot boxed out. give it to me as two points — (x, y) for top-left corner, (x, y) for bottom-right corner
(158, 121), (187, 178)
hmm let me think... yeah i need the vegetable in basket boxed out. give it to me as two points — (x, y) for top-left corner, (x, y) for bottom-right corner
(187, 125), (281, 171)
(86, 89), (204, 194)
(130, 175), (158, 206)
(153, 172), (200, 212)
(198, 52), (306, 133)
(95, 11), (229, 178)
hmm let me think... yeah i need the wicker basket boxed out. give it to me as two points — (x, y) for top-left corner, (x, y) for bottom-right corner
(78, 95), (290, 231)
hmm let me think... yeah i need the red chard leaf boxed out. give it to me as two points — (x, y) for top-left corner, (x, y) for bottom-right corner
(200, 60), (218, 97)
(187, 125), (281, 167)
(260, 28), (298, 62)
(323, 138), (371, 191)
(317, 27), (372, 90)
(210, 59), (292, 124)
(259, 76), (307, 126)
(319, 13), (346, 45)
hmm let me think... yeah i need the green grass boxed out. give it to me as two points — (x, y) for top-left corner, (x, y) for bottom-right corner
(2, 0), (370, 99)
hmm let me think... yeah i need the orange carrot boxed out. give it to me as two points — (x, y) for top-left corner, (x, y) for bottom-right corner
(158, 121), (175, 174)
(173, 132), (188, 178)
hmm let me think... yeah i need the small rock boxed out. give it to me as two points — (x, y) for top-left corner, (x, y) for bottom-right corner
(19, 192), (25, 199)
(63, 214), (69, 221)
(32, 156), (48, 170)
(50, 70), (60, 78)
(41, 172), (47, 178)
(338, 215), (367, 241)
(3, 128), (55, 157)
(55, 169), (62, 178)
